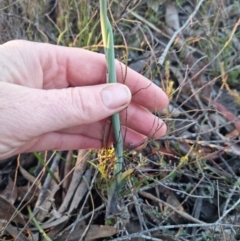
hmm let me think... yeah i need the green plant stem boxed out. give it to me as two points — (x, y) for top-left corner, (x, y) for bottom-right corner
(27, 206), (52, 241)
(100, 0), (125, 221)
(100, 0), (123, 176)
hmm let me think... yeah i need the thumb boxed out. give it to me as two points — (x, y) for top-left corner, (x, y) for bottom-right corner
(1, 83), (131, 138)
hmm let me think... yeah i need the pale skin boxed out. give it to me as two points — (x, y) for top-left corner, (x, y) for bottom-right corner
(0, 40), (169, 161)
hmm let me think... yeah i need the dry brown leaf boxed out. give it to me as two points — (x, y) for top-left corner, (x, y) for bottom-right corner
(209, 113), (234, 132)
(44, 215), (69, 238)
(166, 192), (184, 224)
(58, 149), (89, 214)
(0, 196), (27, 225)
(226, 128), (240, 139)
(19, 165), (38, 185)
(17, 185), (39, 203)
(68, 166), (92, 214)
(62, 151), (74, 199)
(57, 225), (117, 241)
(35, 180), (59, 222)
(214, 101), (240, 132)
(141, 191), (204, 224)
(0, 177), (17, 204)
(199, 147), (219, 160)
(0, 221), (31, 241)
(126, 221), (144, 241)
(41, 215), (69, 230)
(154, 145), (179, 159)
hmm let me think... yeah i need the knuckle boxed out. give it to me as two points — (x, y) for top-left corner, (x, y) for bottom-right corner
(70, 88), (97, 123)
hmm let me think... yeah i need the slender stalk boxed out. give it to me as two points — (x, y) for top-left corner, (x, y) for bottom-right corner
(100, 1), (123, 176)
(100, 0), (124, 219)
(27, 206), (52, 241)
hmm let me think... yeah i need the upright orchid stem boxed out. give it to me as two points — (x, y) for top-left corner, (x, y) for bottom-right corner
(100, 0), (124, 219)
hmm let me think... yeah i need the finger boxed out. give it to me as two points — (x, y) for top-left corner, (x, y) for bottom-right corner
(22, 133), (102, 154)
(42, 45), (168, 110)
(1, 82), (131, 139)
(120, 103), (167, 137)
(60, 103), (167, 139)
(22, 130), (146, 154)
(59, 120), (148, 145)
(18, 40), (168, 111)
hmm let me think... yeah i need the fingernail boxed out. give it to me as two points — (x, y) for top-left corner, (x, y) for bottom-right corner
(101, 84), (131, 109)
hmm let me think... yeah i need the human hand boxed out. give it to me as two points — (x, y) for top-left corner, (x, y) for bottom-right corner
(0, 40), (168, 160)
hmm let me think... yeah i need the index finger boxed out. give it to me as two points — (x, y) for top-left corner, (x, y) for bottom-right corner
(37, 43), (169, 110)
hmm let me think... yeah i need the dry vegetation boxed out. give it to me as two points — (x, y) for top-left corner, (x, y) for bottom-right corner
(0, 0), (240, 240)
